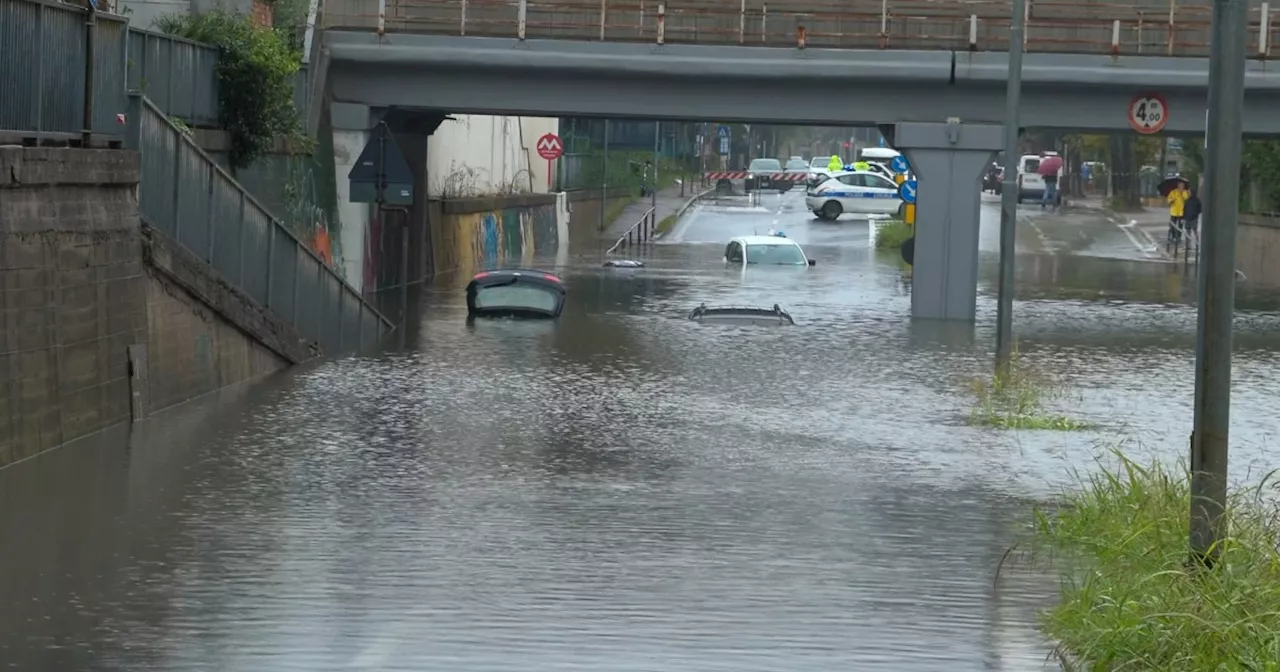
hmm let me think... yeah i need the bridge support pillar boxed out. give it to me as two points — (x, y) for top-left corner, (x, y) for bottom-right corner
(894, 121), (1004, 321)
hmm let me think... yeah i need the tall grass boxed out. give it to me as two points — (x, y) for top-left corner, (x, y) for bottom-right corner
(968, 351), (1087, 430)
(874, 220), (914, 249)
(1032, 453), (1280, 670)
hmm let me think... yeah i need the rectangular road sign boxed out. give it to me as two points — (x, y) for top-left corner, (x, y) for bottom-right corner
(719, 137), (729, 155)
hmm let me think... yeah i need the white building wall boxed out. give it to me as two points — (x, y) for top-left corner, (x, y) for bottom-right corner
(427, 115), (559, 198)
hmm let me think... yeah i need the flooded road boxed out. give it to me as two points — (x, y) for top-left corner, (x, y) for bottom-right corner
(5, 191), (1280, 671)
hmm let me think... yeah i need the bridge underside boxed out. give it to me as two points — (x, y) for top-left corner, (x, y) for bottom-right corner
(324, 33), (1280, 135)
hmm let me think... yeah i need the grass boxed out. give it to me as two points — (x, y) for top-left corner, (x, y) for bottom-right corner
(1028, 453), (1280, 670)
(600, 195), (637, 231)
(874, 219), (914, 249)
(656, 213), (678, 234)
(968, 351), (1089, 430)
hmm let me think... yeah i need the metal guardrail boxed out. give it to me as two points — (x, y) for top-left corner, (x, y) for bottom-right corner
(0, 0), (220, 140)
(127, 27), (220, 127)
(126, 94), (393, 355)
(607, 206), (656, 254)
(320, 0), (1278, 58)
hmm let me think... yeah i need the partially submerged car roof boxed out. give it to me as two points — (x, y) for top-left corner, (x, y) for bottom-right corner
(468, 269), (564, 286)
(688, 303), (795, 325)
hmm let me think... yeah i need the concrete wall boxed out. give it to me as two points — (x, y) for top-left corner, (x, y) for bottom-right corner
(429, 193), (568, 276)
(564, 187), (634, 243)
(0, 148), (290, 468)
(428, 115), (560, 199)
(1238, 215), (1280, 289)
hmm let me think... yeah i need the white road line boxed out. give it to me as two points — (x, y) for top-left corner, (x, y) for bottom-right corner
(1116, 219), (1162, 259)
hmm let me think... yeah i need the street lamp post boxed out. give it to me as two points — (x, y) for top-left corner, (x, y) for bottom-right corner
(994, 0), (1026, 375)
(1190, 0), (1247, 566)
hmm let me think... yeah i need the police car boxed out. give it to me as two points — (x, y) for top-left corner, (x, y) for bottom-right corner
(805, 170), (904, 221)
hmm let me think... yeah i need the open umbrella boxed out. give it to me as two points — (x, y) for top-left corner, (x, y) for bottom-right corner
(1157, 176), (1190, 197)
(1036, 154), (1064, 176)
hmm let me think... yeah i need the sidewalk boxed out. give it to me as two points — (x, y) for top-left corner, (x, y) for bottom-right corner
(601, 183), (708, 240)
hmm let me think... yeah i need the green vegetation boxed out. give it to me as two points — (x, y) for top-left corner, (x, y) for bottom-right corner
(1032, 454), (1280, 670)
(564, 150), (696, 193)
(656, 213), (678, 234)
(157, 10), (302, 170)
(601, 196), (637, 231)
(873, 220), (913, 250)
(968, 352), (1088, 430)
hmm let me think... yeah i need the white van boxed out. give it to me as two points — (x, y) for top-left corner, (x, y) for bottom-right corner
(1017, 153), (1063, 202)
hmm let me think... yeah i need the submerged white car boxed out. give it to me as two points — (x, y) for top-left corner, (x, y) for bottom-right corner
(723, 235), (816, 267)
(805, 171), (904, 221)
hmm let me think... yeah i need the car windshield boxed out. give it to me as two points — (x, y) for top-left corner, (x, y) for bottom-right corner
(745, 243), (806, 265)
(1023, 158), (1042, 173)
(785, 159), (808, 171)
(474, 283), (559, 312)
(749, 159), (782, 172)
(810, 158), (828, 169)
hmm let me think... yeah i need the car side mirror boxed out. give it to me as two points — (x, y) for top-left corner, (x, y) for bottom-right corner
(808, 259), (817, 266)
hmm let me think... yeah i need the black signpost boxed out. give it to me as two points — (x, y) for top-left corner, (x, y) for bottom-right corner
(347, 122), (414, 305)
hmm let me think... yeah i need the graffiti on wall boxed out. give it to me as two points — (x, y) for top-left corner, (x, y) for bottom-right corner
(437, 203), (559, 276)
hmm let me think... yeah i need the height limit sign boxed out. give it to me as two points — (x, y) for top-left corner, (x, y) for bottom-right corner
(1128, 92), (1169, 134)
(536, 133), (564, 190)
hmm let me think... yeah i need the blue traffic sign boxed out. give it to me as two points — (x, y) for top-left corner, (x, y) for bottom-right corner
(898, 179), (918, 204)
(718, 137), (730, 156)
(890, 155), (910, 174)
(717, 125), (730, 138)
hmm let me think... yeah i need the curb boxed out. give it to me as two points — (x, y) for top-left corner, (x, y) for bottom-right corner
(654, 187), (714, 240)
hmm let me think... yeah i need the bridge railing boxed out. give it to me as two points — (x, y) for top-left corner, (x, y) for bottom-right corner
(607, 206), (656, 254)
(321, 0), (1278, 58)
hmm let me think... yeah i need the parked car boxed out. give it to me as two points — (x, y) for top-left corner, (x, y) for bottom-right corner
(805, 171), (904, 221)
(466, 269), (566, 319)
(687, 303), (796, 326)
(723, 235), (815, 267)
(746, 158), (784, 193)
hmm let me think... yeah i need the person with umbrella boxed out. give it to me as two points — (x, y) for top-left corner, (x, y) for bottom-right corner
(1037, 152), (1064, 210)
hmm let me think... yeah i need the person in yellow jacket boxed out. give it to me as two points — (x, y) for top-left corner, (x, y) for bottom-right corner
(852, 160), (872, 172)
(826, 155), (843, 173)
(1166, 180), (1190, 245)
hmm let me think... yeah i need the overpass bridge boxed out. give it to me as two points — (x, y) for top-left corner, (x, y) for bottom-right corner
(311, 0), (1279, 321)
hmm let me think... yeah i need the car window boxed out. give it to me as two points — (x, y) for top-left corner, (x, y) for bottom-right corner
(785, 159), (808, 171)
(810, 158), (828, 169)
(837, 174), (867, 187)
(745, 244), (806, 265)
(473, 284), (559, 312)
(867, 175), (897, 190)
(748, 159), (782, 172)
(1023, 158), (1041, 173)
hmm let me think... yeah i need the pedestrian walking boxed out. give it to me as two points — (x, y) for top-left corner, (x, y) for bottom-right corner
(1036, 152), (1064, 211)
(1183, 186), (1203, 249)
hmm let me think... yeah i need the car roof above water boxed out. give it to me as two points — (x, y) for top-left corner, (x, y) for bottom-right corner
(733, 235), (802, 247)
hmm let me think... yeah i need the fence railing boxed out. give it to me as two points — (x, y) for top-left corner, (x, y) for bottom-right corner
(127, 94), (392, 355)
(127, 27), (220, 127)
(320, 0), (1277, 58)
(606, 206), (656, 254)
(0, 0), (220, 139)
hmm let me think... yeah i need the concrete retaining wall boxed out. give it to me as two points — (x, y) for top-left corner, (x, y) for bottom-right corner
(1238, 214), (1280, 289)
(429, 193), (567, 276)
(0, 148), (292, 468)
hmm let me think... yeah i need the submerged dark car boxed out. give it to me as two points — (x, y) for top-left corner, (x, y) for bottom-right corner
(466, 269), (566, 319)
(687, 303), (795, 326)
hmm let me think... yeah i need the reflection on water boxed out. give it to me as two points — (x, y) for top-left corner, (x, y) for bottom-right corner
(3, 244), (1280, 670)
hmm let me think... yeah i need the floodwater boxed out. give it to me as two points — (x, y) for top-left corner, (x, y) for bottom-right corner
(5, 194), (1280, 671)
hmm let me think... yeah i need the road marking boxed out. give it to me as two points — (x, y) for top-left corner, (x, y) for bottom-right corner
(1116, 219), (1163, 259)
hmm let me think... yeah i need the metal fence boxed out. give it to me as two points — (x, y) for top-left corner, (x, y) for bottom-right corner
(127, 94), (392, 355)
(320, 0), (1276, 57)
(127, 27), (219, 127)
(0, 0), (220, 138)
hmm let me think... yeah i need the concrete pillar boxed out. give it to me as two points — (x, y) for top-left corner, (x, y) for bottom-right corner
(894, 121), (1004, 321)
(331, 102), (374, 293)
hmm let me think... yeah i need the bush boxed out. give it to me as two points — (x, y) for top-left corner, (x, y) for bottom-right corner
(1033, 454), (1280, 670)
(157, 11), (302, 170)
(873, 219), (913, 249)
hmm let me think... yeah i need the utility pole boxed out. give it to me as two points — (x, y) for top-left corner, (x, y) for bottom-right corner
(599, 119), (610, 233)
(652, 120), (660, 213)
(994, 0), (1026, 374)
(1190, 0), (1247, 567)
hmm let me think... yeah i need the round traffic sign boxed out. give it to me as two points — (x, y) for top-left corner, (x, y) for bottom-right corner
(1128, 92), (1169, 134)
(890, 155), (909, 174)
(898, 179), (918, 204)
(536, 133), (564, 160)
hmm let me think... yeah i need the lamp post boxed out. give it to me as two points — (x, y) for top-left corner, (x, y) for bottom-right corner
(994, 0), (1026, 375)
